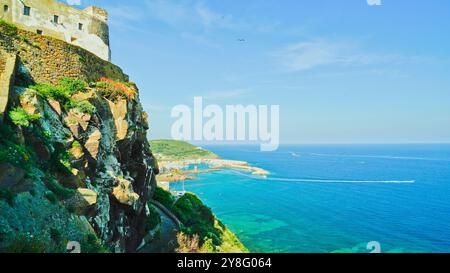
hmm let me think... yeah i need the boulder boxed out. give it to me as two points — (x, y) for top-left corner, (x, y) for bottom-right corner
(64, 109), (91, 137)
(107, 99), (128, 140)
(85, 129), (101, 159)
(76, 188), (98, 206)
(71, 89), (96, 101)
(47, 99), (62, 115)
(69, 143), (84, 160)
(0, 163), (32, 193)
(0, 163), (25, 189)
(29, 136), (51, 161)
(65, 188), (98, 215)
(141, 111), (149, 130)
(112, 177), (140, 206)
(60, 169), (86, 189)
(20, 90), (39, 116)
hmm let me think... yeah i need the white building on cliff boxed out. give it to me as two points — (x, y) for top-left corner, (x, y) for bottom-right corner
(0, 0), (110, 61)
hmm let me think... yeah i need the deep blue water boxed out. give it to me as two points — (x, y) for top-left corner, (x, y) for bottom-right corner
(171, 144), (450, 253)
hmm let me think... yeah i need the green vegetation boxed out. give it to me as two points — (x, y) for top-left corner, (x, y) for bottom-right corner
(173, 193), (222, 246)
(0, 121), (35, 170)
(0, 231), (107, 253)
(71, 140), (81, 149)
(153, 187), (248, 253)
(0, 19), (18, 37)
(80, 234), (110, 253)
(67, 100), (96, 114)
(0, 142), (35, 168)
(2, 233), (48, 253)
(8, 107), (40, 127)
(47, 144), (73, 176)
(58, 78), (87, 95)
(49, 228), (62, 244)
(144, 204), (161, 234)
(43, 177), (75, 201)
(0, 189), (16, 207)
(30, 78), (95, 114)
(153, 187), (175, 208)
(149, 139), (219, 161)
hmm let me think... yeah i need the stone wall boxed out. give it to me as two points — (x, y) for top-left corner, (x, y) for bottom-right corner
(0, 49), (16, 122)
(0, 28), (128, 85)
(0, 0), (110, 61)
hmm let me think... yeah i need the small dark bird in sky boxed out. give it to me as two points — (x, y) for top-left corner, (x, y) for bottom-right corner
(237, 39), (246, 42)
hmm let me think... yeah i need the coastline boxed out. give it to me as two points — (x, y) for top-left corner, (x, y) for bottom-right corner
(156, 158), (270, 184)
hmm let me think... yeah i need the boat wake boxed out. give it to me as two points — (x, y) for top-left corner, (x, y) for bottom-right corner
(226, 169), (416, 184)
(262, 177), (416, 184)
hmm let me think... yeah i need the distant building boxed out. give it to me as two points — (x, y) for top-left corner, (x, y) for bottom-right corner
(0, 0), (110, 61)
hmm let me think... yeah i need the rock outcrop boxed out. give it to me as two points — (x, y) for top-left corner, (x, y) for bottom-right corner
(0, 27), (158, 253)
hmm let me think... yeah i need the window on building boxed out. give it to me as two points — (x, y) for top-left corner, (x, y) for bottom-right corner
(4, 5), (8, 12)
(53, 15), (59, 24)
(36, 30), (43, 35)
(23, 6), (31, 16)
(78, 23), (83, 31)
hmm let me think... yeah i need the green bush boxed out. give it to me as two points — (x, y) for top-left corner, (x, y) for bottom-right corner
(58, 78), (87, 95)
(81, 234), (110, 253)
(3, 233), (48, 253)
(0, 142), (35, 168)
(67, 100), (96, 114)
(172, 193), (222, 245)
(72, 141), (81, 149)
(0, 19), (18, 37)
(31, 79), (95, 114)
(47, 144), (72, 176)
(49, 228), (62, 244)
(45, 192), (57, 204)
(8, 107), (40, 127)
(30, 83), (70, 104)
(0, 150), (7, 163)
(44, 178), (75, 201)
(153, 187), (175, 209)
(0, 189), (16, 207)
(145, 204), (161, 234)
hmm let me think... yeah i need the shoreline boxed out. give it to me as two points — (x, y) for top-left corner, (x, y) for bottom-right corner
(157, 158), (270, 184)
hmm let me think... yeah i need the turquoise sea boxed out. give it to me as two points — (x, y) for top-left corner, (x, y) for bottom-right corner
(171, 144), (450, 253)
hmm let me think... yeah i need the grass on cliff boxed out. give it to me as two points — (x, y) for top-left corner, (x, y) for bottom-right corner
(152, 187), (248, 253)
(8, 107), (41, 127)
(149, 140), (219, 161)
(30, 78), (96, 114)
(0, 121), (36, 169)
(0, 19), (18, 37)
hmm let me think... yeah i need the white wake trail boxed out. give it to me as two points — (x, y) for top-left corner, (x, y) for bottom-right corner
(262, 177), (416, 184)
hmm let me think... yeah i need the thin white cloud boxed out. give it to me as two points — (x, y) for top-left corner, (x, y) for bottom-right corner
(275, 39), (400, 72)
(367, 0), (382, 6)
(144, 0), (236, 30)
(195, 2), (235, 29)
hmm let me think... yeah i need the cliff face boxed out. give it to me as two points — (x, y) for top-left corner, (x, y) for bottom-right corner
(0, 23), (158, 252)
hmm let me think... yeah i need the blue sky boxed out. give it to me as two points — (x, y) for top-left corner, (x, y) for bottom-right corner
(65, 0), (450, 144)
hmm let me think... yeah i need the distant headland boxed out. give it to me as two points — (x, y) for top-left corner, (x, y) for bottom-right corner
(149, 139), (270, 185)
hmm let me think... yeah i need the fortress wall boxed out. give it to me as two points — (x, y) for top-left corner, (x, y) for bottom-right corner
(0, 0), (110, 61)
(0, 49), (17, 122)
(0, 28), (128, 85)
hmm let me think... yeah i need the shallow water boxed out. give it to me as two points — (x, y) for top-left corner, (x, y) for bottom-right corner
(171, 144), (450, 253)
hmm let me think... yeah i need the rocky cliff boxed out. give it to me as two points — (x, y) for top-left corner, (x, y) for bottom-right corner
(0, 21), (158, 252)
